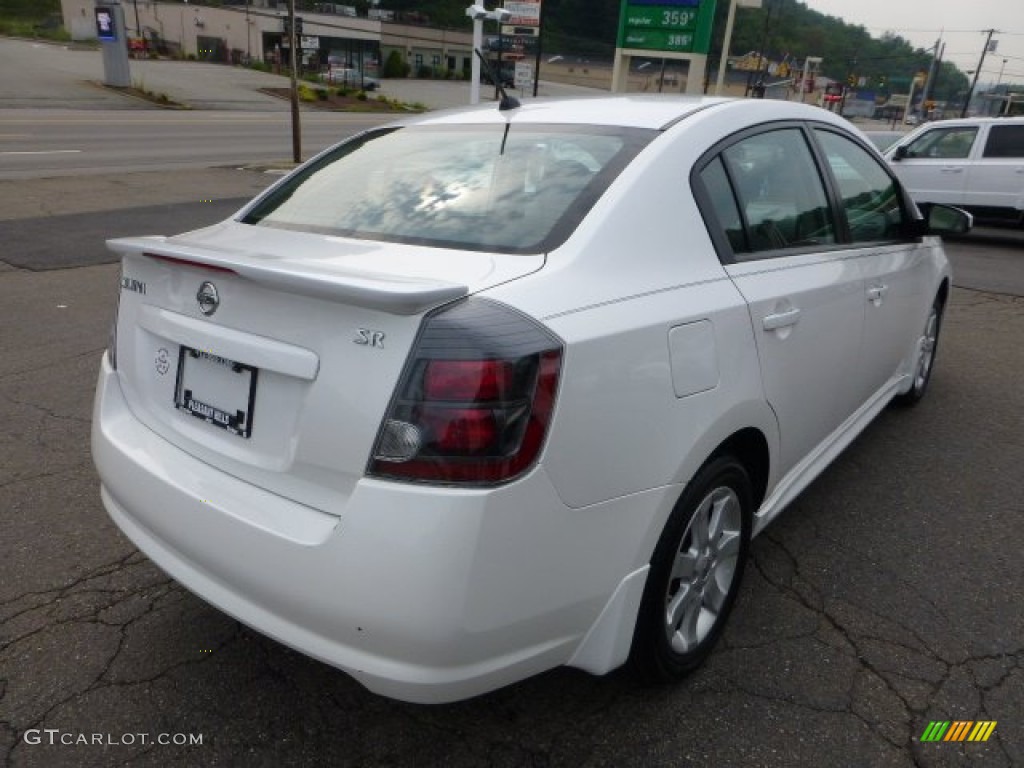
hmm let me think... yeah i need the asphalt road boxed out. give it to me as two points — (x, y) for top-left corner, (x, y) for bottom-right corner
(1, 168), (1022, 768)
(0, 109), (394, 180)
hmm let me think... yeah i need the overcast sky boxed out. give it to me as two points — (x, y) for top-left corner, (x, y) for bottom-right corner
(801, 0), (1024, 85)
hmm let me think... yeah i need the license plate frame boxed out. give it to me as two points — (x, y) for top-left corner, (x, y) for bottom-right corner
(174, 347), (258, 438)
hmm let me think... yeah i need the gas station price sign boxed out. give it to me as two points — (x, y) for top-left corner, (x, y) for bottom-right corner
(616, 0), (718, 54)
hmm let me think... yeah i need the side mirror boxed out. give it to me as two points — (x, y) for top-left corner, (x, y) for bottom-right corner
(892, 145), (909, 162)
(921, 203), (972, 236)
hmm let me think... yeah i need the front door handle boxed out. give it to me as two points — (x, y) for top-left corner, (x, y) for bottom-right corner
(762, 307), (801, 331)
(940, 166), (964, 174)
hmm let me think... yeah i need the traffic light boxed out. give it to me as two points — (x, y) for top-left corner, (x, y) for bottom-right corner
(283, 17), (304, 38)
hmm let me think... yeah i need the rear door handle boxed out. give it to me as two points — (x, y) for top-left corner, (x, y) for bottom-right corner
(940, 166), (964, 174)
(762, 307), (801, 331)
(867, 284), (889, 302)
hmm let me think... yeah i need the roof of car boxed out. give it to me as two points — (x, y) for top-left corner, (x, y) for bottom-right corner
(908, 115), (1024, 127)
(407, 95), (838, 131)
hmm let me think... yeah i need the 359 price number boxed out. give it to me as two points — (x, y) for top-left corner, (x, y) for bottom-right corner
(661, 10), (696, 28)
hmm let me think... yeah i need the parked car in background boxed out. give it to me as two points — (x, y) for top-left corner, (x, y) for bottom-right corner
(93, 96), (968, 704)
(864, 130), (904, 152)
(324, 67), (378, 90)
(884, 116), (1024, 226)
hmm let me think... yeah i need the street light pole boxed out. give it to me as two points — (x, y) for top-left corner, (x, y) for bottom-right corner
(465, 5), (511, 105)
(469, 14), (483, 104)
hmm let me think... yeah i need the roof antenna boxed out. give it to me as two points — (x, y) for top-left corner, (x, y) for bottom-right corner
(475, 48), (520, 111)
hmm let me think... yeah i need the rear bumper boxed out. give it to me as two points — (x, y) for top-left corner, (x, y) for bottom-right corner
(91, 355), (667, 702)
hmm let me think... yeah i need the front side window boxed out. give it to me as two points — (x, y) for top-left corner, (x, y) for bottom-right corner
(904, 127), (978, 159)
(243, 126), (653, 254)
(983, 125), (1024, 158)
(814, 129), (905, 243)
(719, 128), (836, 258)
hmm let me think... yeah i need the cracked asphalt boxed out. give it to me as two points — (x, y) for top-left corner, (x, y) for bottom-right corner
(1, 170), (1022, 767)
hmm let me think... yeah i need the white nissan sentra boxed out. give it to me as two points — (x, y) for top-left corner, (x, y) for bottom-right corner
(92, 97), (968, 703)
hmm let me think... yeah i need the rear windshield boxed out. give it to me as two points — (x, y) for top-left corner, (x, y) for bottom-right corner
(242, 124), (655, 254)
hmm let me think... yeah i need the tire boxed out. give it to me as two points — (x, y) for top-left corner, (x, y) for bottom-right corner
(893, 294), (945, 407)
(630, 456), (753, 683)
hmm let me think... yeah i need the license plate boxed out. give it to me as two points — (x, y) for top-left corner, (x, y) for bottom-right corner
(174, 347), (258, 438)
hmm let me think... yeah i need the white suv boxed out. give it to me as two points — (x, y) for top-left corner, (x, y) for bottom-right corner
(884, 116), (1024, 226)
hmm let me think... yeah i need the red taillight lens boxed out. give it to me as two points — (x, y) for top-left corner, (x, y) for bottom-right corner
(369, 299), (563, 486)
(422, 407), (500, 454)
(424, 360), (514, 402)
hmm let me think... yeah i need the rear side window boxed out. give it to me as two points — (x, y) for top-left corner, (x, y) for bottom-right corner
(699, 157), (747, 253)
(242, 125), (654, 254)
(814, 129), (905, 243)
(983, 125), (1024, 158)
(717, 128), (836, 259)
(904, 127), (978, 159)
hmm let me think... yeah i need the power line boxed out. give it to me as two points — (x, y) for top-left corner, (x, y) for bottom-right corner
(858, 26), (1024, 36)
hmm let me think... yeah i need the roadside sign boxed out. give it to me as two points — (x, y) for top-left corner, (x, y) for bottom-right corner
(515, 61), (534, 90)
(504, 0), (541, 26)
(616, 0), (718, 55)
(95, 7), (116, 42)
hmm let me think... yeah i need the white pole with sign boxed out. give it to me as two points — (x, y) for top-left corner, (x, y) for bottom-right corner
(715, 0), (761, 96)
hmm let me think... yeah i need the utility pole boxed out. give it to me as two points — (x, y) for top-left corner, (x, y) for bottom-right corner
(961, 29), (996, 118)
(751, 0), (774, 96)
(288, 0), (301, 163)
(245, 0), (251, 64)
(920, 38), (942, 119)
(131, 0), (143, 52)
(840, 55), (857, 116)
(532, 0), (546, 98)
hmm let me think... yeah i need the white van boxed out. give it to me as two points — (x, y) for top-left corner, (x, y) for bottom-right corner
(883, 117), (1024, 226)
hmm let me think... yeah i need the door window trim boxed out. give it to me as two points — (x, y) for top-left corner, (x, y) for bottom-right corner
(691, 120), (917, 265)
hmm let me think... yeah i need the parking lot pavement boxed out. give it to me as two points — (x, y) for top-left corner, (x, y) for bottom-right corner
(1, 174), (1022, 766)
(0, 37), (598, 113)
(0, 38), (289, 111)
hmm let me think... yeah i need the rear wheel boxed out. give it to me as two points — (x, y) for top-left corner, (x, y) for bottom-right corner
(630, 456), (752, 682)
(894, 294), (944, 407)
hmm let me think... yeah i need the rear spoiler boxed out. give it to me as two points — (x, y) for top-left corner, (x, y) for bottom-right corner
(108, 236), (468, 316)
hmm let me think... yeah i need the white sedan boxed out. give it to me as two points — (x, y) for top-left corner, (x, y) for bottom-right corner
(92, 96), (968, 703)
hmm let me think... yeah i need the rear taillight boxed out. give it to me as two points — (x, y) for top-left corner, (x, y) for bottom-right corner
(108, 270), (121, 370)
(369, 299), (563, 486)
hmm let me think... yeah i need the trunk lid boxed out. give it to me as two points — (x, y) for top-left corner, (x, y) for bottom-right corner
(110, 222), (544, 515)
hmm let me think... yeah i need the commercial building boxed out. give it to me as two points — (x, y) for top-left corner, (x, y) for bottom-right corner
(61, 1), (474, 76)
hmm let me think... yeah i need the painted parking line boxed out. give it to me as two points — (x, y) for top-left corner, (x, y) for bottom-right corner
(0, 150), (83, 156)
